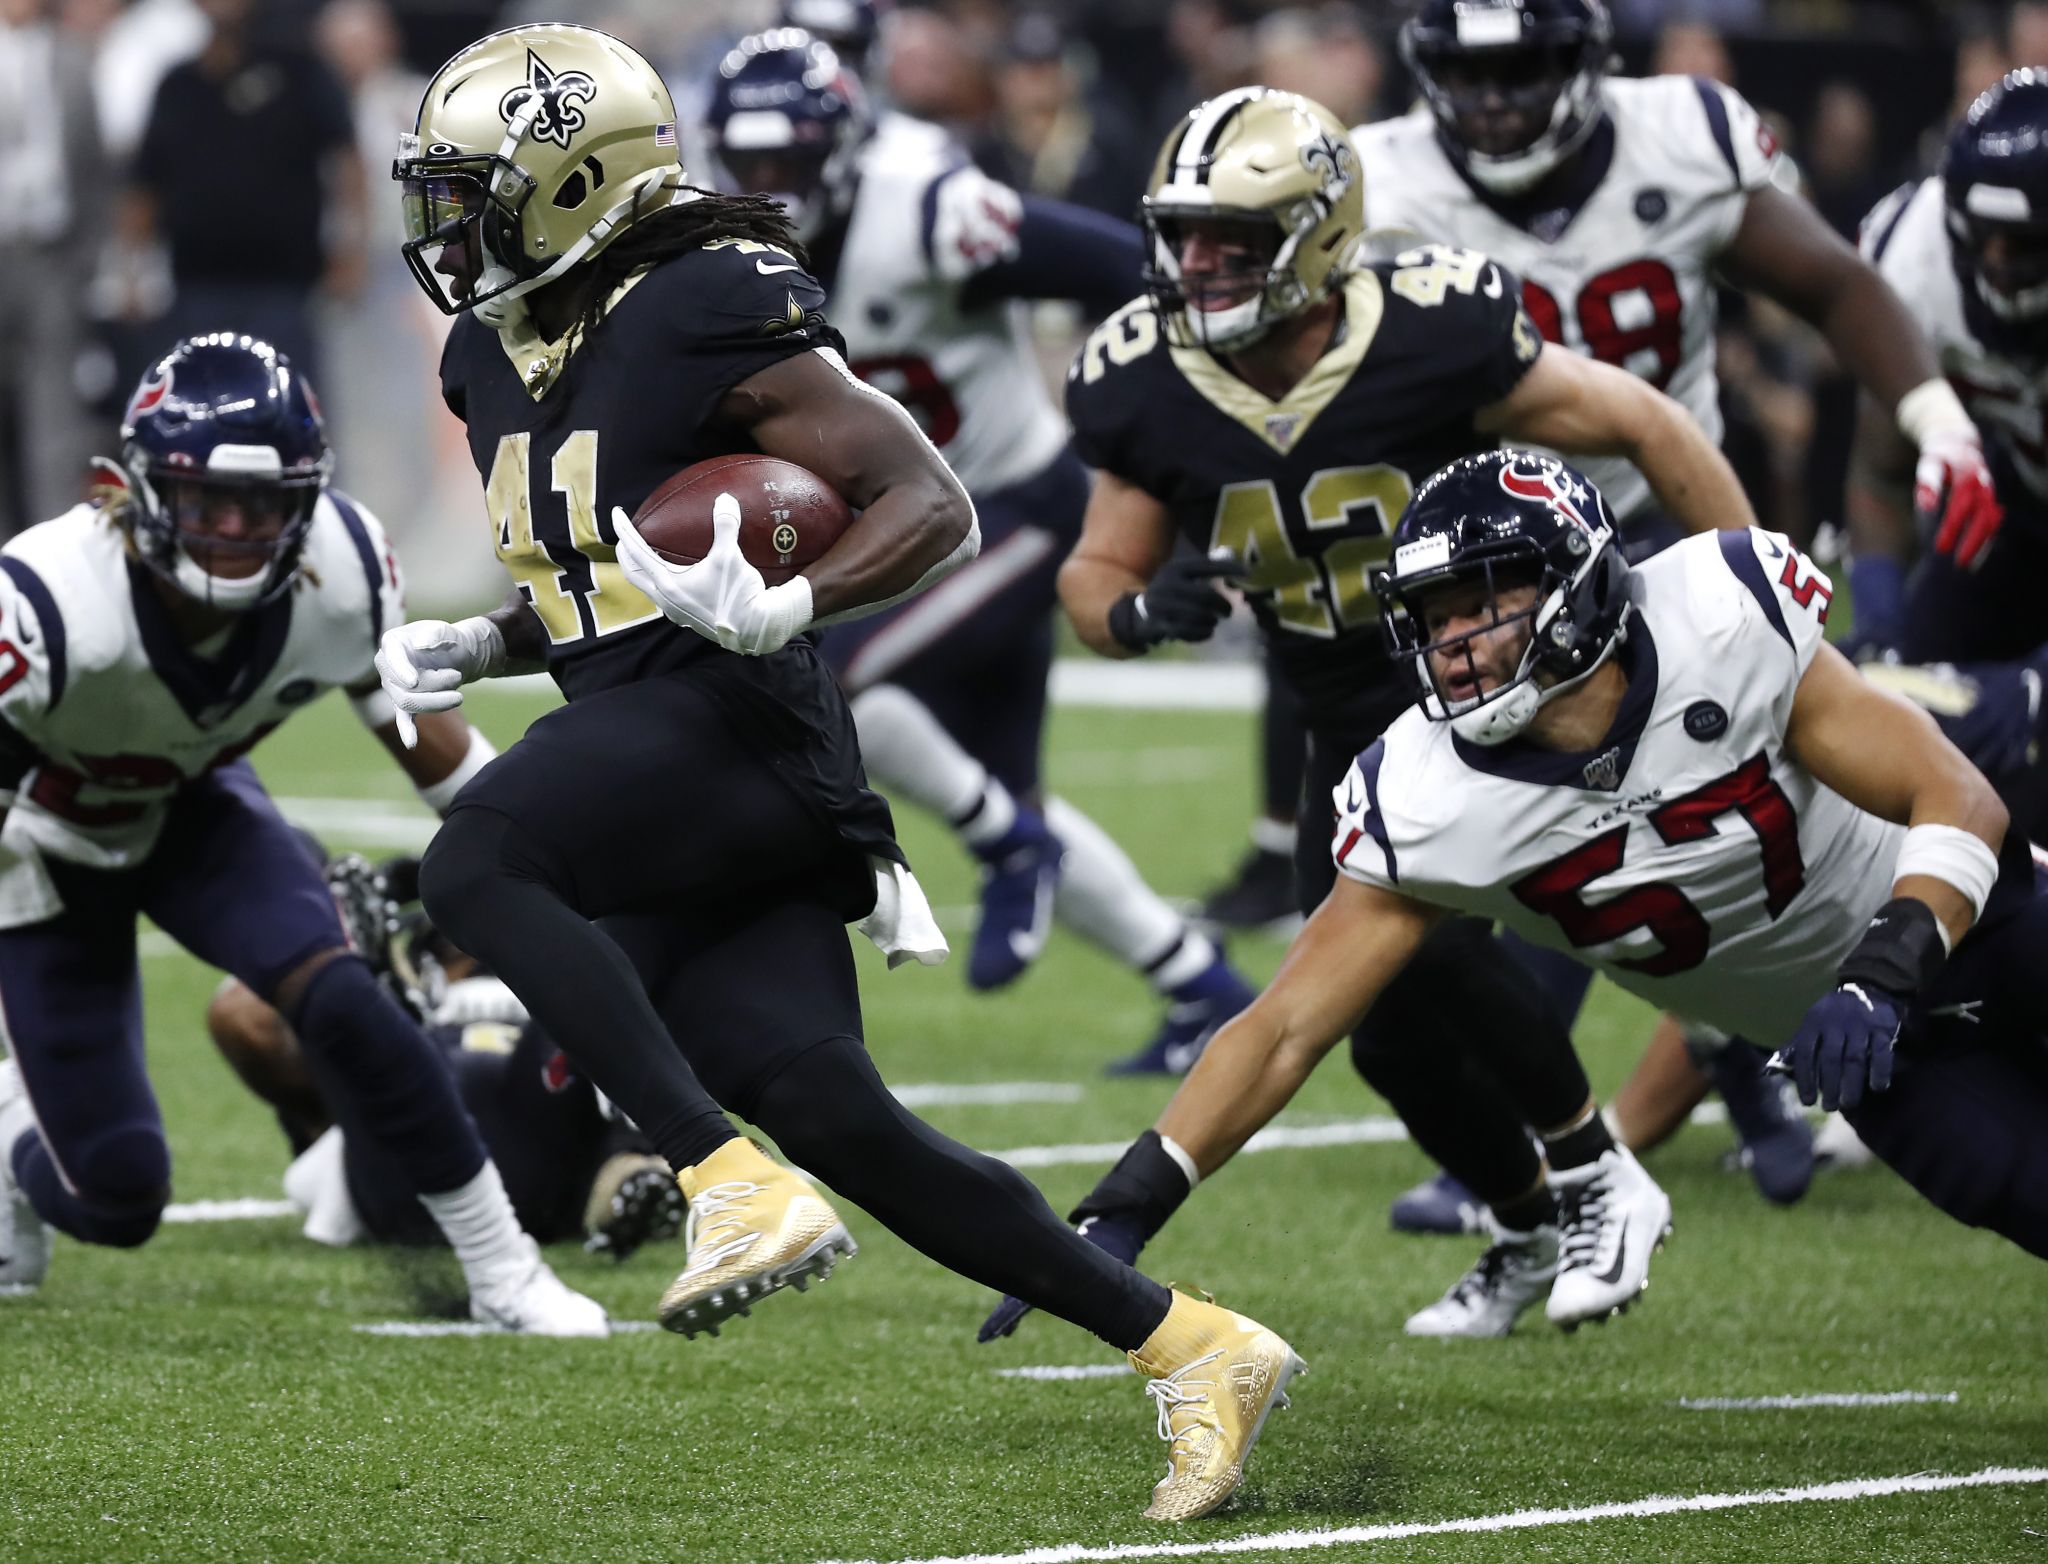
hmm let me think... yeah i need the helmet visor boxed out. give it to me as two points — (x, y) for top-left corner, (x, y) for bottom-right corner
(393, 139), (535, 315)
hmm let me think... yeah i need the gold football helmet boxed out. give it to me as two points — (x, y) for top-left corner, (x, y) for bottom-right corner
(1142, 87), (1365, 350)
(395, 24), (688, 324)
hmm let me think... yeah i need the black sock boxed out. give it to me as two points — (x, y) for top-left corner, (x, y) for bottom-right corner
(750, 1037), (1173, 1350)
(1494, 1184), (1562, 1233)
(1542, 1107), (1616, 1172)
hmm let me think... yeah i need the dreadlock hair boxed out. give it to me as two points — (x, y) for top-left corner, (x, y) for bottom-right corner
(571, 187), (809, 340)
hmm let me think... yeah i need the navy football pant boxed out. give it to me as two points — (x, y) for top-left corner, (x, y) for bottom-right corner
(819, 448), (1089, 799)
(1845, 858), (2048, 1259)
(1899, 526), (2048, 666)
(1297, 727), (1594, 1206)
(0, 763), (485, 1247)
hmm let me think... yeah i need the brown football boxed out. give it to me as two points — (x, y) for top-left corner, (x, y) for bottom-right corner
(631, 454), (855, 586)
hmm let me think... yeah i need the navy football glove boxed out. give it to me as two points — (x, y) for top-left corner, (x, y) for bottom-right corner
(1108, 552), (1248, 650)
(976, 1212), (1150, 1342)
(1784, 981), (1902, 1111)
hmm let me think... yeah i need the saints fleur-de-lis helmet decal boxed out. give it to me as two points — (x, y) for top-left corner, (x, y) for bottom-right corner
(395, 24), (689, 325)
(1142, 87), (1366, 350)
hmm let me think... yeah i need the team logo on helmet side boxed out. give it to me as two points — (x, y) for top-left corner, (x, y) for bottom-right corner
(499, 49), (597, 149)
(1299, 128), (1356, 205)
(126, 368), (172, 426)
(1499, 453), (1595, 535)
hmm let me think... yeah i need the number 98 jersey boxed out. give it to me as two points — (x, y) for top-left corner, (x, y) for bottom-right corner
(1356, 75), (1786, 522)
(1066, 248), (1540, 731)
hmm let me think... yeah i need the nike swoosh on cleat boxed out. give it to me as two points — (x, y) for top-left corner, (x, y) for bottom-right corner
(756, 260), (802, 275)
(1592, 1232), (1628, 1286)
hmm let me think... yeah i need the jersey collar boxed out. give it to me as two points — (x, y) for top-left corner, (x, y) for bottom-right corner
(127, 558), (296, 731)
(493, 269), (654, 401)
(1442, 113), (1617, 246)
(1167, 268), (1386, 455)
(1451, 614), (1658, 791)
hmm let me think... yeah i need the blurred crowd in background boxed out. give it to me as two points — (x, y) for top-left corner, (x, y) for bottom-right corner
(1, 0), (2042, 608)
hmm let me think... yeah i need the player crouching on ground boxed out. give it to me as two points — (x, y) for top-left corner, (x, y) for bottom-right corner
(1010, 449), (2047, 1336)
(0, 337), (604, 1332)
(208, 849), (683, 1259)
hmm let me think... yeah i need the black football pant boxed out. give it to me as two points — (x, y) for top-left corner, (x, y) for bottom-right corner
(419, 668), (1171, 1348)
(1296, 725), (1594, 1207)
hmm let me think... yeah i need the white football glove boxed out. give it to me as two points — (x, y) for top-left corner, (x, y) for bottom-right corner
(374, 616), (506, 748)
(612, 492), (813, 657)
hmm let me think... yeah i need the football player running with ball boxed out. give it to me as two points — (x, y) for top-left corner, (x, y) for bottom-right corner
(377, 25), (1300, 1520)
(1357, 0), (2004, 1227)
(1057, 451), (2048, 1285)
(703, 31), (1258, 1075)
(1051, 87), (1759, 1340)
(0, 336), (604, 1334)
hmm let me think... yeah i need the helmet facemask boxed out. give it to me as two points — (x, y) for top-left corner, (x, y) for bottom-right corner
(709, 120), (863, 242)
(1947, 199), (2048, 322)
(119, 450), (329, 613)
(395, 141), (539, 318)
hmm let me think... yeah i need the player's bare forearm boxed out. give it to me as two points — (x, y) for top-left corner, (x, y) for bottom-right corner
(723, 348), (974, 619)
(1154, 879), (1436, 1174)
(484, 590), (549, 674)
(1788, 642), (2008, 943)
(377, 709), (482, 790)
(1477, 346), (1756, 533)
(1722, 186), (1940, 410)
(1845, 390), (1918, 562)
(1059, 470), (1177, 658)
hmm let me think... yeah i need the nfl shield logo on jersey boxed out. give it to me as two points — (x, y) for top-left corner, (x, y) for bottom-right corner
(1582, 746), (1622, 791)
(1264, 411), (1303, 450)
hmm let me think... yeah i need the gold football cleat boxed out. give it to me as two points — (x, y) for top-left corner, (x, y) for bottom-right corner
(658, 1138), (856, 1338)
(1127, 1288), (1305, 1521)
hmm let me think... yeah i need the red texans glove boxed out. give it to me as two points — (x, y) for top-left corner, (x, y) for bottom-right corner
(1916, 425), (2003, 570)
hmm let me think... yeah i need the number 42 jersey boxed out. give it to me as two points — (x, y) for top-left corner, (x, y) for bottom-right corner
(1066, 247), (1541, 733)
(1334, 529), (1901, 1044)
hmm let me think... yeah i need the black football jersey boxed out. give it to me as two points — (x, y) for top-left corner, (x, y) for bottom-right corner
(440, 236), (840, 702)
(1066, 245), (1542, 731)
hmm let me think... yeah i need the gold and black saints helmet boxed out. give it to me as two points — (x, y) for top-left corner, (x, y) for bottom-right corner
(1142, 87), (1366, 350)
(394, 24), (689, 325)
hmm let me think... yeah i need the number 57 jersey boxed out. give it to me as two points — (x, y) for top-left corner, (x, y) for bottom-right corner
(1335, 529), (1902, 1044)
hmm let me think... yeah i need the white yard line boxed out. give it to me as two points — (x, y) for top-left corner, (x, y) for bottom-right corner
(828, 1466), (2048, 1564)
(992, 1117), (1411, 1171)
(994, 1365), (1134, 1382)
(1678, 1392), (1960, 1411)
(162, 1198), (298, 1223)
(351, 1319), (662, 1338)
(893, 1083), (1085, 1108)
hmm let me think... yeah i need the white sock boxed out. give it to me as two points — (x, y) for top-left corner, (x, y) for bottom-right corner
(417, 1160), (532, 1281)
(1250, 815), (1295, 855)
(1042, 796), (1215, 988)
(850, 683), (1017, 845)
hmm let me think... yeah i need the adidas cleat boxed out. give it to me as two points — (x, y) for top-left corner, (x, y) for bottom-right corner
(1545, 1147), (1672, 1329)
(1404, 1222), (1558, 1338)
(659, 1138), (856, 1338)
(1128, 1289), (1304, 1521)
(583, 1151), (687, 1262)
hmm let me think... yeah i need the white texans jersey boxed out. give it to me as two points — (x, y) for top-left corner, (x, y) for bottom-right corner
(1863, 175), (2048, 513)
(1356, 76), (1786, 520)
(0, 493), (402, 897)
(1333, 529), (1901, 1044)
(826, 127), (1068, 494)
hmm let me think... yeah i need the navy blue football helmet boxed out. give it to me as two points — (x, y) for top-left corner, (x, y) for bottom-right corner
(1374, 449), (1630, 744)
(1401, 0), (1612, 195)
(780, 0), (883, 70)
(114, 335), (332, 611)
(704, 29), (872, 243)
(1944, 68), (2048, 354)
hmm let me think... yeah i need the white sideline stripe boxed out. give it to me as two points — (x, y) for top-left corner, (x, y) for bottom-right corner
(1679, 1392), (1960, 1411)
(894, 1082), (1085, 1108)
(484, 659), (1267, 712)
(994, 1117), (1410, 1170)
(162, 1198), (297, 1223)
(274, 795), (439, 849)
(353, 1320), (662, 1338)
(156, 1117), (1411, 1225)
(995, 1365), (1133, 1381)
(832, 1467), (2048, 1564)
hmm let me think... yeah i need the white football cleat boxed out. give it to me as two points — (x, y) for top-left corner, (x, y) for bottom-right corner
(468, 1239), (610, 1337)
(1545, 1147), (1672, 1329)
(1404, 1222), (1558, 1339)
(0, 1058), (49, 1296)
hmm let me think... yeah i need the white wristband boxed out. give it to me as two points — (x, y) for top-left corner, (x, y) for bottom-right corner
(417, 730), (499, 815)
(1894, 822), (1999, 924)
(1159, 1133), (1201, 1192)
(1896, 377), (1975, 447)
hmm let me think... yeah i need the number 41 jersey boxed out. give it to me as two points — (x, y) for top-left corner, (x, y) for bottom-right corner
(1334, 529), (1901, 1044)
(1066, 248), (1541, 733)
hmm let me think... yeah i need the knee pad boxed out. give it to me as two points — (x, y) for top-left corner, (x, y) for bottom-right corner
(71, 1123), (171, 1246)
